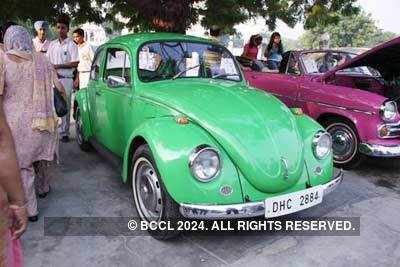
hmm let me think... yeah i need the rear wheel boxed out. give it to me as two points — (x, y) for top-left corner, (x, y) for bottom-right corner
(131, 144), (180, 240)
(323, 119), (364, 169)
(75, 106), (92, 151)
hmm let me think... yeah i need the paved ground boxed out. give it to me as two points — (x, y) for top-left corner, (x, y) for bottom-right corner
(22, 125), (400, 267)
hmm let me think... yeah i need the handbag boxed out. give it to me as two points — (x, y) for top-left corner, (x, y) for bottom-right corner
(54, 88), (68, 117)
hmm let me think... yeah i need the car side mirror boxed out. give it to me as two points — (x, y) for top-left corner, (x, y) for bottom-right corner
(106, 75), (128, 88)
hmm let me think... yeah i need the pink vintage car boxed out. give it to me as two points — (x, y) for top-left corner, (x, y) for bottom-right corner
(242, 37), (400, 169)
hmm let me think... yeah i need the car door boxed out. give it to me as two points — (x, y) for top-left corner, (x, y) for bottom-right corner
(247, 52), (301, 107)
(94, 45), (133, 156)
(87, 47), (105, 139)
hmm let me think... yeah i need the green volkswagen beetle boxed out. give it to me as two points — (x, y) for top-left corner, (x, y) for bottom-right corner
(74, 33), (342, 239)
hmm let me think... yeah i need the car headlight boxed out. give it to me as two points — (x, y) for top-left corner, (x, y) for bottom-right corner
(189, 145), (221, 182)
(312, 131), (332, 160)
(380, 101), (397, 122)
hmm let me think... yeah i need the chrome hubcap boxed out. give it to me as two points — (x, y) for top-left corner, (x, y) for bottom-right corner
(134, 158), (163, 220)
(327, 124), (357, 163)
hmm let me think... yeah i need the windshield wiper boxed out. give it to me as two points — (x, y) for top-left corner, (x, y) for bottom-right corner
(172, 64), (201, 80)
(212, 73), (240, 79)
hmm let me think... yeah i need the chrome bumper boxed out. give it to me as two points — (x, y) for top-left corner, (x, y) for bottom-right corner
(179, 169), (344, 220)
(359, 143), (400, 157)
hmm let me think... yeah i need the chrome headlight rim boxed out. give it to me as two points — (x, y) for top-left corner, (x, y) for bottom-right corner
(189, 145), (222, 182)
(380, 101), (398, 122)
(312, 131), (332, 160)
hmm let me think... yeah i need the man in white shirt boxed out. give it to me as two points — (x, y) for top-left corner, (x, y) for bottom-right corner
(32, 21), (50, 53)
(46, 14), (79, 143)
(72, 28), (94, 89)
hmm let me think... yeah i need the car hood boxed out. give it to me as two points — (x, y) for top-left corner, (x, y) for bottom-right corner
(321, 36), (400, 80)
(140, 79), (305, 193)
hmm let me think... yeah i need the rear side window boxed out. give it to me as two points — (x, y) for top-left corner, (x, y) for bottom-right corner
(104, 48), (131, 84)
(90, 48), (104, 81)
(287, 53), (300, 75)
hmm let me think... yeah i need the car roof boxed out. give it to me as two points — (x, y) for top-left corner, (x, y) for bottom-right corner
(288, 49), (357, 55)
(107, 32), (211, 46)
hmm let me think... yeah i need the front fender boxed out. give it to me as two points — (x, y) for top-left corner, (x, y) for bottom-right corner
(294, 114), (334, 186)
(74, 89), (93, 140)
(305, 101), (372, 141)
(122, 117), (244, 205)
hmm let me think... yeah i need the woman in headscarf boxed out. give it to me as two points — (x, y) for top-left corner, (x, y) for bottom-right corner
(0, 21), (18, 53)
(1, 25), (66, 221)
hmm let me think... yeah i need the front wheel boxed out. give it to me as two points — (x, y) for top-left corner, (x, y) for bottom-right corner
(324, 119), (364, 169)
(75, 106), (92, 151)
(131, 144), (181, 240)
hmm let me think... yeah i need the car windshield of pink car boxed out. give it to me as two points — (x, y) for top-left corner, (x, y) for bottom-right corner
(301, 51), (379, 76)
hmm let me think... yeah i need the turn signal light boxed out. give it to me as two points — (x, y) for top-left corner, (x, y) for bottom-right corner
(176, 116), (189, 124)
(378, 126), (389, 137)
(290, 108), (304, 115)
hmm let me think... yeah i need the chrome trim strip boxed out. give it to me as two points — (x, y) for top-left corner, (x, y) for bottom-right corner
(316, 102), (373, 115)
(318, 102), (347, 110)
(179, 170), (343, 219)
(352, 109), (373, 115)
(270, 93), (373, 116)
(359, 143), (400, 157)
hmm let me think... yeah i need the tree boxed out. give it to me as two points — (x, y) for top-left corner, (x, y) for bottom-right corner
(0, 0), (103, 25)
(299, 10), (398, 49)
(0, 0), (359, 34)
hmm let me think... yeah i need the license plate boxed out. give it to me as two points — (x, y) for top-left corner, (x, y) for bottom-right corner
(264, 186), (324, 218)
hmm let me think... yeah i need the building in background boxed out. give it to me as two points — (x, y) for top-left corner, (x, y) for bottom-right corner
(80, 23), (108, 49)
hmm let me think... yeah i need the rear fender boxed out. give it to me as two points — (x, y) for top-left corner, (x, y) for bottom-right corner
(74, 89), (93, 140)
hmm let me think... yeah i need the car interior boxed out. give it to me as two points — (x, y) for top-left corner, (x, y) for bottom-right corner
(104, 48), (131, 85)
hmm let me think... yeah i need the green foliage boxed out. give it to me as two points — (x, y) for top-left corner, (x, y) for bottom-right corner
(0, 0), (359, 34)
(0, 0), (103, 26)
(299, 11), (398, 49)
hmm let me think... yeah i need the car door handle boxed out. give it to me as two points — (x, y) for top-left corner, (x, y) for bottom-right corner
(251, 75), (258, 79)
(95, 91), (102, 96)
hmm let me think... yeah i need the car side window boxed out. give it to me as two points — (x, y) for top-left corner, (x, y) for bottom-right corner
(104, 48), (131, 86)
(279, 52), (290, 74)
(90, 48), (103, 81)
(286, 53), (300, 76)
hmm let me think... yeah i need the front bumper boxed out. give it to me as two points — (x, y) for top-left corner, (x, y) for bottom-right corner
(179, 169), (343, 220)
(359, 143), (400, 157)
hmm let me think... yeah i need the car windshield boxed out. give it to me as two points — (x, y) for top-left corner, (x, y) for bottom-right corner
(301, 51), (380, 76)
(138, 41), (241, 82)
